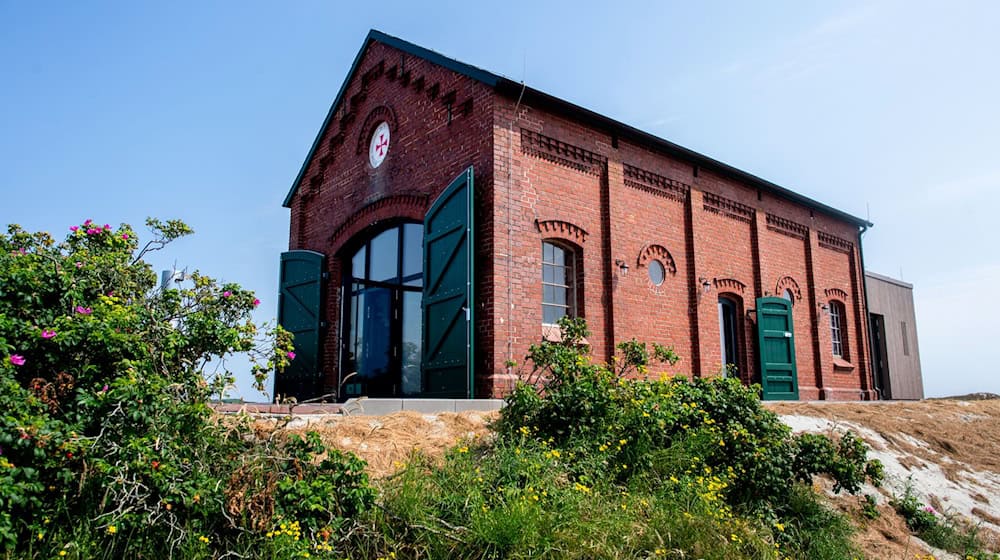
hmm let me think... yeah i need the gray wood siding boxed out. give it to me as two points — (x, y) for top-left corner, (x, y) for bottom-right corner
(865, 272), (924, 399)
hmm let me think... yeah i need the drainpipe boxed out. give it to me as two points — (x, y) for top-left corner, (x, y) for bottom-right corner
(858, 224), (882, 400)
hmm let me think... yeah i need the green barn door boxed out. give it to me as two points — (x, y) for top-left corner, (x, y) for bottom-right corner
(422, 166), (474, 398)
(276, 250), (326, 402)
(756, 297), (799, 400)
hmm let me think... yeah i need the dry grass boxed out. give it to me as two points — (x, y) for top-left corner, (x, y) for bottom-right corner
(768, 399), (1000, 474)
(254, 410), (497, 478)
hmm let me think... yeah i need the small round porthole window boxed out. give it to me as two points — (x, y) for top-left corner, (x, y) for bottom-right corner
(648, 260), (666, 286)
(368, 122), (390, 168)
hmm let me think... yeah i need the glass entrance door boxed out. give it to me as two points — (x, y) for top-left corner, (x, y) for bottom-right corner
(342, 224), (423, 398)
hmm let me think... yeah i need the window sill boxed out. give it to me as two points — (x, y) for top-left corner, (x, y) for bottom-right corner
(832, 357), (855, 371)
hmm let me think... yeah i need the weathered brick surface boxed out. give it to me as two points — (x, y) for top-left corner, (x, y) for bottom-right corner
(287, 39), (875, 401)
(285, 41), (494, 396)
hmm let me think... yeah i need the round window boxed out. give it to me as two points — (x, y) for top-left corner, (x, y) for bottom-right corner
(368, 122), (390, 168)
(648, 260), (666, 286)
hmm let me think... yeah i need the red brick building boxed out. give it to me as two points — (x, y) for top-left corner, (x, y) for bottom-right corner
(276, 30), (876, 402)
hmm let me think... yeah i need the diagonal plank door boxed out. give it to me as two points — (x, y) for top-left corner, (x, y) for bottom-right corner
(422, 166), (474, 398)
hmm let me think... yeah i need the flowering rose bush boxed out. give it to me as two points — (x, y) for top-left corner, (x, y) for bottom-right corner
(0, 220), (373, 557)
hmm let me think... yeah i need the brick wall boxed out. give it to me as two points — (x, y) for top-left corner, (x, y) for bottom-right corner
(489, 92), (874, 400)
(285, 41), (494, 395)
(288, 39), (875, 401)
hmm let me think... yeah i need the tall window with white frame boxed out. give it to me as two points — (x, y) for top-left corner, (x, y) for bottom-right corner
(541, 241), (576, 324)
(829, 300), (847, 359)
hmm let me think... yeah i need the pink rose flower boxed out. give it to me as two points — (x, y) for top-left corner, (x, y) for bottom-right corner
(122, 233), (129, 240)
(75, 261), (84, 268)
(253, 298), (261, 307)
(75, 306), (93, 315)
(70, 226), (79, 232)
(84, 219), (92, 226)
(9, 355), (25, 366)
(223, 291), (232, 298)
(287, 351), (296, 360)
(103, 224), (111, 231)
(41, 330), (56, 339)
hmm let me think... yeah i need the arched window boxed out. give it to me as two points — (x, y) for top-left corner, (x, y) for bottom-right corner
(781, 288), (795, 305)
(342, 223), (423, 398)
(718, 296), (742, 375)
(829, 300), (848, 359)
(542, 241), (578, 324)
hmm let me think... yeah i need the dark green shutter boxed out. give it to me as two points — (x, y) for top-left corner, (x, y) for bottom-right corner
(275, 250), (326, 402)
(756, 297), (800, 400)
(422, 166), (474, 398)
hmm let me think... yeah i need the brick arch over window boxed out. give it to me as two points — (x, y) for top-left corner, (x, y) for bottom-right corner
(535, 219), (588, 245)
(824, 287), (849, 301)
(329, 194), (428, 252)
(775, 276), (802, 302)
(636, 244), (677, 275)
(355, 105), (399, 155)
(713, 277), (747, 295)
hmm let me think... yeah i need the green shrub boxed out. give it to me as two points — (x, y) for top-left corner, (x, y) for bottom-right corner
(375, 437), (778, 560)
(498, 317), (883, 516)
(0, 220), (374, 557)
(890, 484), (997, 559)
(777, 483), (860, 560)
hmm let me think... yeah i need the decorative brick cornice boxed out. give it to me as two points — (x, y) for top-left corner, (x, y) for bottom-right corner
(355, 105), (398, 155)
(637, 244), (677, 275)
(775, 276), (802, 302)
(623, 164), (690, 203)
(536, 219), (589, 244)
(766, 213), (808, 240)
(703, 192), (754, 224)
(818, 231), (853, 254)
(521, 129), (607, 176)
(824, 287), (849, 301)
(714, 277), (747, 294)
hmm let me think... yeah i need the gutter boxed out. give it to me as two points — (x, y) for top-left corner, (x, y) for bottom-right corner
(858, 224), (882, 400)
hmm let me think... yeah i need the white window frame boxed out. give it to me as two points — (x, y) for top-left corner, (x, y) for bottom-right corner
(541, 241), (576, 325)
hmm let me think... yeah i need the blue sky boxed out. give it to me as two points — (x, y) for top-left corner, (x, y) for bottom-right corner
(3, 1), (998, 399)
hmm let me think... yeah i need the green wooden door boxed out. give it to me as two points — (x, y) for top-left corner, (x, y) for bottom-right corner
(422, 166), (474, 398)
(276, 250), (326, 401)
(756, 297), (799, 400)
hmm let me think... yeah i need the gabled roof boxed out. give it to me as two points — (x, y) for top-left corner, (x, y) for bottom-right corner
(284, 30), (872, 229)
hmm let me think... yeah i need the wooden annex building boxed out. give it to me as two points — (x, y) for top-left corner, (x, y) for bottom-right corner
(275, 30), (886, 403)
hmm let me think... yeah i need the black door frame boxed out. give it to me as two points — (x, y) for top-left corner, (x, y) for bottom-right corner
(339, 222), (423, 399)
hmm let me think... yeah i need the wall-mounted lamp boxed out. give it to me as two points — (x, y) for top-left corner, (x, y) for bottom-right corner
(818, 302), (830, 315)
(614, 259), (630, 276)
(699, 277), (712, 293)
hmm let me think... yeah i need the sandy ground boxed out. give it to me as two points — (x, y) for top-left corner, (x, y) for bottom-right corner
(770, 399), (1000, 559)
(250, 398), (1000, 558)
